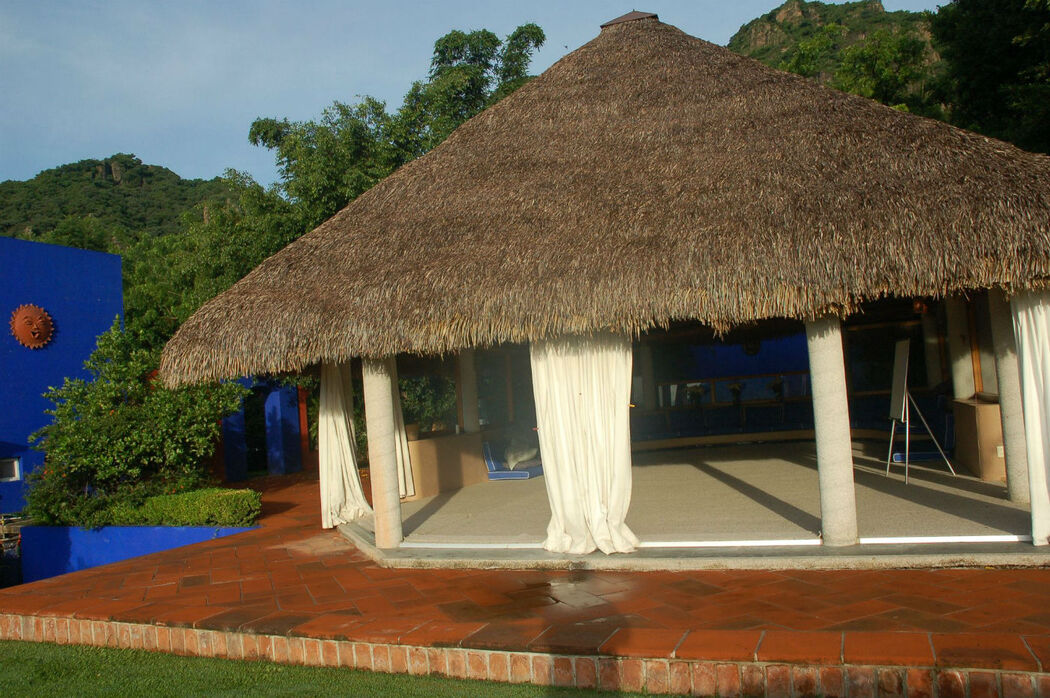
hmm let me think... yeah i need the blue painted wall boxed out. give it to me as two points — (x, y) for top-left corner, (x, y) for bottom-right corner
(20, 525), (254, 582)
(0, 237), (123, 513)
(221, 379), (302, 482)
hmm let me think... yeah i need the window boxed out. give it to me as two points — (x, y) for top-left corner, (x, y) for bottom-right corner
(0, 458), (20, 482)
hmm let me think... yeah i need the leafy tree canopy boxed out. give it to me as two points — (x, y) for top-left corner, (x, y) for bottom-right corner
(930, 0), (1050, 153)
(249, 23), (544, 228)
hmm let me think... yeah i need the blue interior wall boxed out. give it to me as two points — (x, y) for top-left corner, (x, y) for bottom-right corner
(0, 237), (123, 513)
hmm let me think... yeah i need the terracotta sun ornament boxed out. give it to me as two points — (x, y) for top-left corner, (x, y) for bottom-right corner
(10, 304), (54, 349)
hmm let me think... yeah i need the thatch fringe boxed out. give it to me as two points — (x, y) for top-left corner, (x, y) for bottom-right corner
(161, 16), (1050, 386)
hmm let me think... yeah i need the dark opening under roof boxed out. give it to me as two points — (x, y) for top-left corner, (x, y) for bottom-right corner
(600, 11), (658, 28)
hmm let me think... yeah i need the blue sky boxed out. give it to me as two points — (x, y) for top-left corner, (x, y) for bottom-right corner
(0, 1), (942, 186)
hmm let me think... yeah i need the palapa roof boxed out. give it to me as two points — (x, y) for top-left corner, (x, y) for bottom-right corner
(161, 13), (1050, 386)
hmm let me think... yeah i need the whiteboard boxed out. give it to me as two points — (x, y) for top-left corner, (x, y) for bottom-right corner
(888, 339), (910, 422)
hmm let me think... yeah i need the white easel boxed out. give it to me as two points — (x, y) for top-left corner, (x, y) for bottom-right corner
(885, 338), (956, 482)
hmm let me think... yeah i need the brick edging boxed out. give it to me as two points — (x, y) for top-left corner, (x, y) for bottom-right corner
(2, 613), (1048, 696)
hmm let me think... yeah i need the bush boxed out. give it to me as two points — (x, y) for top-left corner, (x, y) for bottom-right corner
(106, 488), (261, 527)
(399, 375), (456, 429)
(26, 322), (248, 526)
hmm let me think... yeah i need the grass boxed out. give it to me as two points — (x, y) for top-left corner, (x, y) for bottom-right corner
(0, 640), (632, 696)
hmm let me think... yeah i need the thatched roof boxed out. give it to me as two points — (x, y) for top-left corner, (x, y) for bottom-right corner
(161, 13), (1050, 386)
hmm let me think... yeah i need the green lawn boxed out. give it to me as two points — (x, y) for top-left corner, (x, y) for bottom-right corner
(0, 640), (635, 696)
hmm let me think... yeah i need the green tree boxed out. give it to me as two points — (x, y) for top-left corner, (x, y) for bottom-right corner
(833, 28), (932, 110)
(930, 0), (1050, 152)
(26, 322), (247, 526)
(780, 23), (847, 78)
(250, 24), (545, 228)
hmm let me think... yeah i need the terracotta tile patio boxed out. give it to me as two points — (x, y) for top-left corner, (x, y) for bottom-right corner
(3, 472), (1050, 695)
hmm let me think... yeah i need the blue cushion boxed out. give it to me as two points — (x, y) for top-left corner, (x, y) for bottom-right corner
(482, 442), (543, 480)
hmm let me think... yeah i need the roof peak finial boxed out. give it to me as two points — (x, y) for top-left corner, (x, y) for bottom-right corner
(600, 11), (658, 29)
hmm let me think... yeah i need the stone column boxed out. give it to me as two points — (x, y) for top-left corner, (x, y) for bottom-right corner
(945, 296), (976, 399)
(362, 357), (403, 549)
(989, 289), (1030, 504)
(458, 349), (481, 433)
(806, 316), (859, 546)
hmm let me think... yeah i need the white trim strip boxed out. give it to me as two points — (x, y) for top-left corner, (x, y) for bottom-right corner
(638, 539), (822, 549)
(399, 535), (1031, 551)
(859, 534), (1031, 545)
(400, 541), (544, 550)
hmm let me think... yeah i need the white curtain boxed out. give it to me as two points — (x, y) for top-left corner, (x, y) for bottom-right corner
(1011, 290), (1050, 545)
(319, 362), (372, 528)
(530, 333), (638, 554)
(390, 365), (416, 499)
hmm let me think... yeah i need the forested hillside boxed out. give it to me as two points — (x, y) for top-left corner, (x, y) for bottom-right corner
(728, 0), (1050, 153)
(728, 0), (944, 116)
(0, 154), (230, 250)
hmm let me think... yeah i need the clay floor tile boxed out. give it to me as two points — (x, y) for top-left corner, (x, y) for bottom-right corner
(287, 613), (363, 641)
(847, 667), (876, 698)
(341, 618), (424, 644)
(446, 648), (468, 679)
(427, 647), (447, 675)
(765, 664), (791, 698)
(383, 644), (405, 673)
(645, 659), (670, 694)
(575, 657), (598, 690)
(620, 658), (644, 693)
(907, 669), (935, 698)
(1023, 635), (1050, 671)
(461, 620), (550, 651)
(467, 651), (489, 681)
(401, 620), (486, 648)
(665, 660), (690, 695)
(596, 627), (686, 658)
(716, 663), (742, 698)
(793, 666), (820, 698)
(969, 671), (1000, 698)
(739, 664), (764, 698)
(757, 630), (842, 664)
(528, 620), (620, 654)
(486, 651), (509, 682)
(691, 662), (717, 697)
(843, 631), (935, 666)
(372, 644), (391, 673)
(675, 629), (762, 662)
(509, 653), (531, 683)
(936, 670), (967, 698)
(1002, 673), (1036, 698)
(932, 633), (1039, 671)
(820, 667), (846, 698)
(239, 612), (317, 636)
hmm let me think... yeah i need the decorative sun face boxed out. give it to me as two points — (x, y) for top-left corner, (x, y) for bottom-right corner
(10, 304), (54, 349)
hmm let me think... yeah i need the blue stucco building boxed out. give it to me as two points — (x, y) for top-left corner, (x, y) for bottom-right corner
(0, 237), (123, 513)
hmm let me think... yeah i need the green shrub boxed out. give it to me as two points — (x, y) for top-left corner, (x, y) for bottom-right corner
(106, 488), (261, 527)
(26, 322), (248, 526)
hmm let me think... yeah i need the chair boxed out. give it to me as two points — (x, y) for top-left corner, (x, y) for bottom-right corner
(482, 442), (543, 480)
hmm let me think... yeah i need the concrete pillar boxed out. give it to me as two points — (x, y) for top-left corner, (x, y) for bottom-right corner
(806, 316), (859, 547)
(638, 343), (657, 410)
(362, 357), (403, 549)
(921, 311), (942, 388)
(458, 349), (481, 433)
(989, 289), (1030, 504)
(945, 296), (976, 399)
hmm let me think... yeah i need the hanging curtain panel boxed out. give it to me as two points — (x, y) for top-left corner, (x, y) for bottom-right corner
(390, 361), (416, 500)
(1011, 290), (1050, 545)
(530, 333), (639, 554)
(318, 362), (372, 528)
